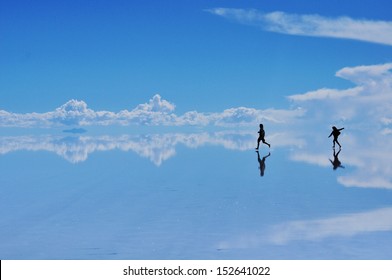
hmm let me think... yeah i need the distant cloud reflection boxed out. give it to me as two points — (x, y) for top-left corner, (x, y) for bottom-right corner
(268, 207), (392, 245)
(1, 131), (281, 166)
(218, 207), (392, 249)
(289, 129), (392, 190)
(1, 126), (391, 190)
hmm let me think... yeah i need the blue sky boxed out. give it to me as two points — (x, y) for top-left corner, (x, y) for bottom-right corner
(1, 0), (391, 115)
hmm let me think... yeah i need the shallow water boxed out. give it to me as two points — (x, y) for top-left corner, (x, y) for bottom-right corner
(1, 129), (392, 259)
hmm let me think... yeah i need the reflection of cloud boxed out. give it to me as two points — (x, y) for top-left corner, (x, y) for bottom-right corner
(0, 94), (303, 128)
(286, 63), (392, 189)
(338, 176), (392, 189)
(0, 131), (302, 165)
(290, 152), (331, 167)
(219, 207), (392, 248)
(290, 130), (392, 189)
(335, 140), (392, 190)
(0, 134), (179, 165)
(206, 8), (392, 46)
(268, 207), (392, 245)
(62, 128), (87, 134)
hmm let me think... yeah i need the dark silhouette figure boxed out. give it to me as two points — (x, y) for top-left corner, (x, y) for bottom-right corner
(256, 123), (270, 150)
(256, 151), (270, 176)
(330, 147), (344, 170)
(328, 126), (344, 148)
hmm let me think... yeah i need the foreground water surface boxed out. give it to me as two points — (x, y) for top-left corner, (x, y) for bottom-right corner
(1, 129), (392, 259)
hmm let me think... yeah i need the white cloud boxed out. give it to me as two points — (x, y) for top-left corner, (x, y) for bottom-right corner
(207, 8), (392, 46)
(288, 63), (392, 124)
(288, 87), (361, 102)
(336, 63), (392, 84)
(134, 94), (175, 113)
(0, 94), (303, 128)
(176, 111), (210, 126)
(211, 106), (304, 126)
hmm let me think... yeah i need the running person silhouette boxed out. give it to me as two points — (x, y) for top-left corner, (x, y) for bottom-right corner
(328, 126), (344, 148)
(256, 123), (270, 150)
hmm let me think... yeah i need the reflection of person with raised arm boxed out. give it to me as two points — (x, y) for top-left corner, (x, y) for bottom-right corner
(256, 151), (270, 177)
(256, 123), (270, 150)
(330, 148), (344, 170)
(328, 126), (344, 148)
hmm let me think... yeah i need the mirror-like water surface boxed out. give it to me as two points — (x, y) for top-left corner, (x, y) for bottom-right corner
(1, 130), (391, 259)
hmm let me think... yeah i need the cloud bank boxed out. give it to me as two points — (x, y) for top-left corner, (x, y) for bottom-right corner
(2, 62), (390, 131)
(0, 94), (304, 128)
(206, 8), (392, 46)
(288, 63), (392, 125)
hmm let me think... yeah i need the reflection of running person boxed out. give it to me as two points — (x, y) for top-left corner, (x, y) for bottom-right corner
(328, 126), (344, 148)
(256, 124), (270, 150)
(257, 151), (270, 177)
(329, 148), (344, 170)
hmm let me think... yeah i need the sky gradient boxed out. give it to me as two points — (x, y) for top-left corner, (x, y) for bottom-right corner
(1, 0), (392, 116)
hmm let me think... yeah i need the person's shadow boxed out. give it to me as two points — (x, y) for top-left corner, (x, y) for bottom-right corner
(330, 147), (344, 170)
(256, 151), (271, 176)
